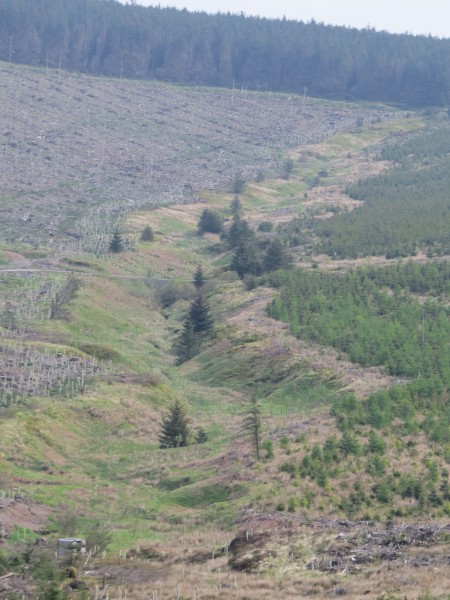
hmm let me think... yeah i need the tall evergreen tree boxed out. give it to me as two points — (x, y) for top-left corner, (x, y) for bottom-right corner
(175, 294), (214, 363)
(193, 264), (205, 290)
(231, 241), (262, 278)
(263, 238), (290, 272)
(188, 294), (213, 334)
(231, 172), (246, 194)
(109, 230), (124, 253)
(159, 400), (190, 448)
(175, 318), (200, 364)
(230, 196), (242, 218)
(227, 215), (253, 248)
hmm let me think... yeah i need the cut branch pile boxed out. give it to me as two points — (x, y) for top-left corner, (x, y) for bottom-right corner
(230, 512), (450, 574)
(0, 63), (401, 250)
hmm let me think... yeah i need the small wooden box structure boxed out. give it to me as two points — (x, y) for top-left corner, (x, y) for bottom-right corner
(57, 538), (86, 557)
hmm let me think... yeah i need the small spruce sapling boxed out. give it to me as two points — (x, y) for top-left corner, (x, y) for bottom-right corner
(140, 225), (154, 241)
(109, 230), (124, 253)
(159, 400), (191, 448)
(261, 439), (274, 460)
(282, 158), (295, 180)
(195, 427), (208, 444)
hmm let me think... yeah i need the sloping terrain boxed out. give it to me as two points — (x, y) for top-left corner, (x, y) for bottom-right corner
(0, 61), (396, 252)
(1, 62), (450, 600)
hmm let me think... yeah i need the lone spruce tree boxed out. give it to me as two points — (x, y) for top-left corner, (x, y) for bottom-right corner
(159, 400), (190, 448)
(109, 230), (124, 253)
(231, 242), (262, 279)
(188, 294), (213, 335)
(282, 157), (295, 180)
(227, 215), (253, 248)
(263, 239), (290, 272)
(175, 319), (200, 365)
(197, 209), (223, 234)
(175, 294), (214, 364)
(140, 225), (154, 242)
(193, 264), (205, 290)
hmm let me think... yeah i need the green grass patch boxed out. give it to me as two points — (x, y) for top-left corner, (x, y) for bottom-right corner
(77, 343), (122, 361)
(108, 527), (161, 551)
(155, 213), (194, 235)
(166, 483), (231, 508)
(7, 526), (39, 544)
(59, 278), (167, 371)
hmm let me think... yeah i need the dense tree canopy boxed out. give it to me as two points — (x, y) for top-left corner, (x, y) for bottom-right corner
(1, 0), (450, 106)
(268, 264), (450, 382)
(314, 126), (450, 258)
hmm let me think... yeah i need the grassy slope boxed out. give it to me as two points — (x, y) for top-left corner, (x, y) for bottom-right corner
(2, 100), (450, 598)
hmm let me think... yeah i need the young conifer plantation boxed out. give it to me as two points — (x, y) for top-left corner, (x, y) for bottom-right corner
(1, 1), (450, 598)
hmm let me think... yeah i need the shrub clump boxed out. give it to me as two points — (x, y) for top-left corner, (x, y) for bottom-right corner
(78, 344), (121, 361)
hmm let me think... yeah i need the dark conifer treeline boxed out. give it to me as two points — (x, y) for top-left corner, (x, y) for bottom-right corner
(1, 0), (450, 107)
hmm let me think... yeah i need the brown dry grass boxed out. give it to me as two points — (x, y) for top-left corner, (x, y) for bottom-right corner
(227, 285), (397, 400)
(84, 531), (450, 600)
(128, 202), (207, 234)
(311, 250), (447, 272)
(0, 498), (52, 537)
(2, 250), (33, 268)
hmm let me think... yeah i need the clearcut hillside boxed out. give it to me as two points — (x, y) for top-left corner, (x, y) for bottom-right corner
(3, 60), (450, 600)
(0, 61), (396, 252)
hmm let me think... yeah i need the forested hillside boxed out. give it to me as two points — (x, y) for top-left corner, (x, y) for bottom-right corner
(269, 264), (450, 379)
(1, 0), (450, 106)
(314, 125), (450, 257)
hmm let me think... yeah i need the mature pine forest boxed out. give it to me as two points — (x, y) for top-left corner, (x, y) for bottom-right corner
(1, 0), (450, 107)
